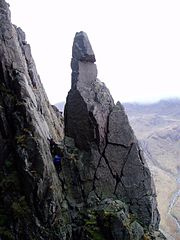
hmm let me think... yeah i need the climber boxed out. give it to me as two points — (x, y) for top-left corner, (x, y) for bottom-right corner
(53, 154), (62, 173)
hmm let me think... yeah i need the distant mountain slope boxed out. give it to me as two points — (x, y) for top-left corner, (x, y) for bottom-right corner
(55, 101), (65, 112)
(124, 99), (180, 240)
(125, 99), (180, 117)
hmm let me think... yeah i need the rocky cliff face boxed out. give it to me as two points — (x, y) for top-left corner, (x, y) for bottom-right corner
(0, 1), (66, 239)
(0, 1), (165, 239)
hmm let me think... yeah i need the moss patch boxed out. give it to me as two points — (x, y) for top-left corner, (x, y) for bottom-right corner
(0, 161), (32, 239)
(84, 211), (105, 240)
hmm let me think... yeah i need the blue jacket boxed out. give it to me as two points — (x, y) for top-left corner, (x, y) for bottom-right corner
(53, 155), (61, 164)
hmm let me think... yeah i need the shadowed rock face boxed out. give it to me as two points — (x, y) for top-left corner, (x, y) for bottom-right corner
(64, 31), (160, 230)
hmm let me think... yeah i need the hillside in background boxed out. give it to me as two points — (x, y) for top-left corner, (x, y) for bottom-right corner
(56, 102), (65, 113)
(124, 99), (180, 240)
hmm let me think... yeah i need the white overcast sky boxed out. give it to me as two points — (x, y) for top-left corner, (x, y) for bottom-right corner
(7, 0), (180, 104)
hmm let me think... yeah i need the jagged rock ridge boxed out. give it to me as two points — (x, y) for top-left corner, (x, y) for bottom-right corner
(0, 1), (66, 239)
(64, 31), (162, 232)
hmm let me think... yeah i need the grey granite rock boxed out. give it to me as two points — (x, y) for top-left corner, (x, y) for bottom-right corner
(72, 31), (96, 63)
(66, 32), (114, 152)
(129, 221), (144, 240)
(0, 1), (66, 239)
(64, 31), (162, 234)
(108, 101), (135, 146)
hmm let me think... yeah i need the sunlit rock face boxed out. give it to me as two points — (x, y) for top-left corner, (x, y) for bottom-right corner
(64, 31), (160, 230)
(0, 0), (65, 239)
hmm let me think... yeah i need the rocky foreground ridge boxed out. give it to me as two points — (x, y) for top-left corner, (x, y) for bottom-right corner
(0, 1), (165, 239)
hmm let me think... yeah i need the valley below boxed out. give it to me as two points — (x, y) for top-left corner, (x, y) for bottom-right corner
(124, 99), (180, 240)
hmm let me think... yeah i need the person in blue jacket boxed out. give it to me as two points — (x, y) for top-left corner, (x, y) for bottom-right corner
(53, 154), (62, 173)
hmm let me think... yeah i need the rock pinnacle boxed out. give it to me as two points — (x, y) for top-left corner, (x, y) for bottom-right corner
(72, 31), (96, 63)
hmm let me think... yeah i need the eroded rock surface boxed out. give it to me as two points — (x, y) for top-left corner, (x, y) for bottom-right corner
(0, 1), (67, 239)
(64, 31), (162, 234)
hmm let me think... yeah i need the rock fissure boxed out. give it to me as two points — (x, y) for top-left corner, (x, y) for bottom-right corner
(102, 149), (116, 179)
(92, 155), (102, 190)
(120, 143), (134, 178)
(107, 141), (130, 148)
(138, 149), (145, 166)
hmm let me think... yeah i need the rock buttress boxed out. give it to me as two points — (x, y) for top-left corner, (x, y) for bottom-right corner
(0, 1), (70, 239)
(64, 31), (161, 234)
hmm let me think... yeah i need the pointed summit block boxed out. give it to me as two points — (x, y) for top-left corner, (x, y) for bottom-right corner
(72, 31), (96, 63)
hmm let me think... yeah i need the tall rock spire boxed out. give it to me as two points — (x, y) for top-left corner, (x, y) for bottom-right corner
(64, 31), (160, 230)
(66, 31), (114, 151)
